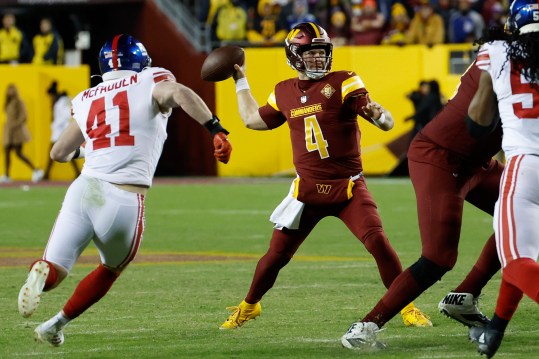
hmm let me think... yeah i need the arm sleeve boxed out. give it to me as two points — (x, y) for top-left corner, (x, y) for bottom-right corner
(259, 103), (286, 129)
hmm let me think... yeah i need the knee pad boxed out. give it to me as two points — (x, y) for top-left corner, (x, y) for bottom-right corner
(409, 256), (448, 288)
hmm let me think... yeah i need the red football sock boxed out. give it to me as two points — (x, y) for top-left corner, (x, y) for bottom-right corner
(454, 234), (500, 296)
(362, 269), (422, 327)
(503, 258), (539, 303)
(63, 264), (119, 320)
(494, 277), (523, 320)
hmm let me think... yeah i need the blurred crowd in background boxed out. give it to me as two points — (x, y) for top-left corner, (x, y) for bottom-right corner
(193, 0), (508, 47)
(0, 0), (510, 66)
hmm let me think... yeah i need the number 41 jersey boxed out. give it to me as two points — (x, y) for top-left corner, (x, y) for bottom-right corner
(71, 67), (175, 187)
(477, 41), (539, 158)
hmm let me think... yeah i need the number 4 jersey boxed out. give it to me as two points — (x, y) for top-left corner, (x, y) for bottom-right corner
(71, 67), (175, 187)
(258, 70), (374, 180)
(477, 41), (539, 158)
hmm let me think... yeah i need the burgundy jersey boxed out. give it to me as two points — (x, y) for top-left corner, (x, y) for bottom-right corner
(415, 61), (502, 165)
(258, 71), (373, 179)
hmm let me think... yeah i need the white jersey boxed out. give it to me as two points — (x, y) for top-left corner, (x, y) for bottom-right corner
(71, 67), (175, 186)
(476, 41), (539, 158)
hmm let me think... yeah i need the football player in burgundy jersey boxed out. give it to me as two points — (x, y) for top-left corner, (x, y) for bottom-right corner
(220, 22), (432, 331)
(17, 34), (232, 346)
(466, 1), (539, 356)
(341, 45), (506, 351)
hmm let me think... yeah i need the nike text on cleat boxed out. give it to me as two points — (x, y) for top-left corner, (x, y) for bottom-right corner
(220, 300), (261, 329)
(438, 292), (490, 327)
(34, 319), (66, 347)
(469, 325), (504, 358)
(400, 304), (433, 327)
(341, 322), (386, 350)
(18, 261), (50, 318)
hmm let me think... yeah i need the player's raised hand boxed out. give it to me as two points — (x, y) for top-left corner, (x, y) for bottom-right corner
(362, 95), (383, 121)
(233, 63), (246, 81)
(213, 132), (232, 164)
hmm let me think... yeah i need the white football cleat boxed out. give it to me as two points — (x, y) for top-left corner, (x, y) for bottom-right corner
(341, 322), (386, 350)
(34, 318), (66, 347)
(18, 260), (50, 318)
(438, 292), (490, 327)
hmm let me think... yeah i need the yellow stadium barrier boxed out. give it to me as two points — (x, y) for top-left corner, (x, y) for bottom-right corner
(0, 65), (90, 181)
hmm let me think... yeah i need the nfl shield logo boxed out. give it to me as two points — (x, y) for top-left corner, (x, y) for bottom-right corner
(300, 95), (308, 103)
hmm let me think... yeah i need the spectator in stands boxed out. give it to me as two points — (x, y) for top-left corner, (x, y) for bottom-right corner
(406, 0), (445, 46)
(247, 0), (288, 45)
(433, 0), (456, 43)
(350, 0), (385, 45)
(286, 0), (317, 29)
(32, 17), (64, 65)
(327, 9), (350, 46)
(313, 0), (353, 30)
(202, 0), (229, 24)
(2, 84), (43, 183)
(211, 0), (247, 43)
(482, 1), (506, 29)
(0, 12), (22, 64)
(448, 0), (485, 43)
(381, 2), (410, 46)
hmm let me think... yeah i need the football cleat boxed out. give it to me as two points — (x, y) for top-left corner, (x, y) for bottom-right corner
(18, 260), (50, 318)
(34, 318), (66, 347)
(341, 321), (386, 350)
(400, 303), (433, 327)
(439, 292), (490, 327)
(220, 300), (261, 329)
(469, 325), (504, 358)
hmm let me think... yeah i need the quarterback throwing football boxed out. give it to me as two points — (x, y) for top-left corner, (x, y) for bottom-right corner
(220, 22), (431, 331)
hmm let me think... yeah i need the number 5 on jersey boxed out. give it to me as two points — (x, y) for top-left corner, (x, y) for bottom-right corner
(304, 115), (329, 159)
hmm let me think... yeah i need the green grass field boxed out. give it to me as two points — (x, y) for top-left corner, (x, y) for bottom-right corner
(0, 178), (537, 358)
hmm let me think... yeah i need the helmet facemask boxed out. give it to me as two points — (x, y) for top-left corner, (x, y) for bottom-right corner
(295, 41), (333, 80)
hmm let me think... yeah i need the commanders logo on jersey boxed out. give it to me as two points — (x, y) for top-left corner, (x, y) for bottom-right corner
(321, 84), (335, 99)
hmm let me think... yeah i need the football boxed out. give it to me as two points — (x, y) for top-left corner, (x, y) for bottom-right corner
(201, 46), (245, 82)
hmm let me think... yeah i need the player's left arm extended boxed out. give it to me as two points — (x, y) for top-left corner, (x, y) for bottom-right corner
(467, 70), (498, 137)
(153, 81), (213, 124)
(50, 121), (85, 162)
(153, 81), (232, 164)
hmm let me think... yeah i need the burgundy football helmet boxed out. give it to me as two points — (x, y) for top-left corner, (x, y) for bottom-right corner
(285, 22), (333, 80)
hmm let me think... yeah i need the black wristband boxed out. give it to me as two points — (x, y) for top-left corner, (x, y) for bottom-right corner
(72, 147), (81, 160)
(465, 115), (495, 139)
(204, 115), (229, 136)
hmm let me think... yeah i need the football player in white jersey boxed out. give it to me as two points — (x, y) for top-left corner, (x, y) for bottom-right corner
(17, 34), (232, 346)
(466, 1), (539, 357)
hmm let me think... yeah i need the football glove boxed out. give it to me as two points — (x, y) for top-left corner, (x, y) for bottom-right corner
(213, 132), (232, 164)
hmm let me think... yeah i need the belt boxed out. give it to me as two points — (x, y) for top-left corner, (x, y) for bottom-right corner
(350, 172), (363, 181)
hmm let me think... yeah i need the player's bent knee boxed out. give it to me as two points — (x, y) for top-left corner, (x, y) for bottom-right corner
(409, 256), (448, 288)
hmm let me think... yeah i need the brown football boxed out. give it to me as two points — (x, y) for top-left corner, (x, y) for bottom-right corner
(201, 46), (245, 82)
